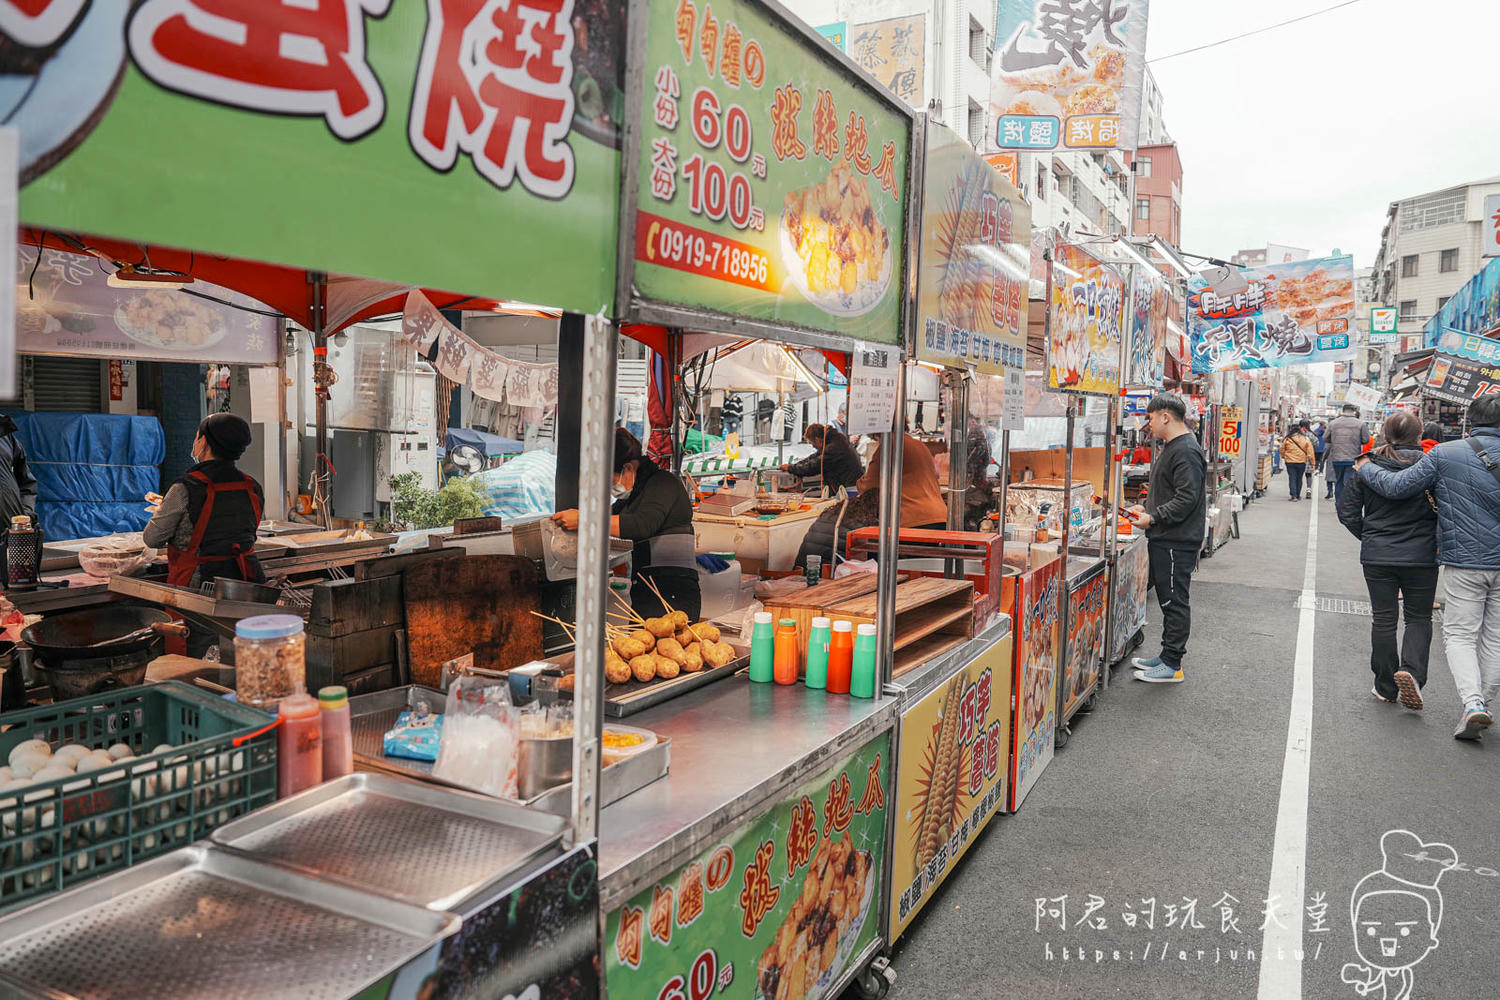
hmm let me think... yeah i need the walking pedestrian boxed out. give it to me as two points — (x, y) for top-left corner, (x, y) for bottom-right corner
(1313, 421), (1328, 491)
(1126, 393), (1206, 684)
(1420, 421), (1444, 453)
(1337, 412), (1438, 709)
(1281, 422), (1316, 502)
(1325, 404), (1371, 503)
(1355, 397), (1500, 740)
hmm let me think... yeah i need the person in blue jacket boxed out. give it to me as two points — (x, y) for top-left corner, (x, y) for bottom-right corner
(1312, 421), (1329, 497)
(1355, 397), (1500, 740)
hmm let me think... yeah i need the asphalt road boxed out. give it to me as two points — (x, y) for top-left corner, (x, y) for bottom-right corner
(872, 469), (1499, 1000)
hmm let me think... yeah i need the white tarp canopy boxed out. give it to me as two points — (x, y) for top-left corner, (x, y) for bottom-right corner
(692, 340), (826, 395)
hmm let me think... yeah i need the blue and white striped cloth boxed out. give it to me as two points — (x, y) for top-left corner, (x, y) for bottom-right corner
(470, 450), (556, 520)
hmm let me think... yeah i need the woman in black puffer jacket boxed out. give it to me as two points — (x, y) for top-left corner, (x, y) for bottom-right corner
(1337, 411), (1438, 710)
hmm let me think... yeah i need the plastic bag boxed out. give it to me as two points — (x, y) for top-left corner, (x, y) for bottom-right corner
(79, 533), (158, 578)
(383, 694), (444, 761)
(432, 672), (520, 797)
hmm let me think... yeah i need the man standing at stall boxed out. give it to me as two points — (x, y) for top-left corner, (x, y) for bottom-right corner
(0, 414), (37, 527)
(1127, 393), (1207, 684)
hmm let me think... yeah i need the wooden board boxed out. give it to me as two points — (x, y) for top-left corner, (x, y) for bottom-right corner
(402, 555), (543, 687)
(828, 577), (975, 668)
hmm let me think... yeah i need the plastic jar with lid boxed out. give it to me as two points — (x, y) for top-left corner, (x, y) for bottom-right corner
(234, 614), (306, 710)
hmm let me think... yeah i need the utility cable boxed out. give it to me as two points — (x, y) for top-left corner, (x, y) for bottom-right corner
(1150, 0), (1366, 63)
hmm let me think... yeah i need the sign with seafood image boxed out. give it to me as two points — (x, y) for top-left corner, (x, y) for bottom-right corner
(632, 0), (911, 344)
(1008, 553), (1059, 812)
(604, 732), (890, 1000)
(1047, 243), (1125, 396)
(1186, 254), (1357, 374)
(914, 121), (1030, 374)
(888, 633), (1012, 940)
(989, 0), (1150, 152)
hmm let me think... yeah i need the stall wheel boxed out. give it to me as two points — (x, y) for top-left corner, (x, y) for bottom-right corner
(1131, 629), (1145, 652)
(1055, 721), (1071, 750)
(1081, 691), (1099, 714)
(850, 956), (895, 1000)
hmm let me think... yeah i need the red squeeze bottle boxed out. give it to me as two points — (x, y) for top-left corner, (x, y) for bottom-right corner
(827, 620), (855, 694)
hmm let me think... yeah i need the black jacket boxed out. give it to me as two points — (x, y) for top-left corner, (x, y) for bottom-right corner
(0, 414), (38, 524)
(612, 457), (696, 577)
(1337, 448), (1437, 566)
(786, 433), (864, 493)
(1145, 433), (1206, 548)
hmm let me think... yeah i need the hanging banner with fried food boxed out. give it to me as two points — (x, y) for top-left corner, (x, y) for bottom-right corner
(887, 633), (1012, 941)
(1047, 243), (1126, 395)
(1187, 254), (1357, 374)
(914, 121), (1031, 374)
(989, 0), (1150, 152)
(604, 732), (890, 1000)
(631, 0), (911, 344)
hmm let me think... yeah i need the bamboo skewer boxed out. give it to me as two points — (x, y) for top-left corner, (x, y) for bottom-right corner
(640, 573), (711, 644)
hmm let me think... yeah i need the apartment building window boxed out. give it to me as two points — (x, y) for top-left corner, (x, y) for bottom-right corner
(1401, 254), (1418, 278)
(1440, 248), (1459, 273)
(967, 102), (985, 149)
(1398, 188), (1465, 232)
(1135, 155), (1151, 178)
(967, 17), (986, 64)
(1399, 300), (1417, 321)
(1036, 163), (1047, 201)
(1438, 296), (1451, 310)
(1135, 198), (1150, 221)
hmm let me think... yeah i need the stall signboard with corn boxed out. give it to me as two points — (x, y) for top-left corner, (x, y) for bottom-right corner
(632, 0), (910, 344)
(887, 635), (1013, 940)
(605, 733), (890, 1000)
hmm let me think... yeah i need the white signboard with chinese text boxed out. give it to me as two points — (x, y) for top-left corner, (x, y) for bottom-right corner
(847, 345), (900, 437)
(1345, 382), (1382, 412)
(1002, 368), (1026, 430)
(15, 247), (278, 365)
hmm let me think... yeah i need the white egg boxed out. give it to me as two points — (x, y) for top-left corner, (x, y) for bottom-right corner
(53, 745), (91, 766)
(74, 757), (108, 774)
(8, 740), (51, 766)
(32, 765), (74, 783)
(9, 760), (36, 780)
(151, 744), (174, 756)
(0, 766), (10, 783)
(10, 751), (50, 777)
(88, 750), (114, 766)
(106, 744), (133, 761)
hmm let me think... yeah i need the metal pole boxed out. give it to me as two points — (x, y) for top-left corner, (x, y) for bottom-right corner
(1100, 394), (1119, 688)
(946, 370), (967, 531)
(996, 429), (1011, 545)
(875, 357), (906, 689)
(570, 314), (617, 845)
(1056, 400), (1075, 725)
(310, 272), (330, 528)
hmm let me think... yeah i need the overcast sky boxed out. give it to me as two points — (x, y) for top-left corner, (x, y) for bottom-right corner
(1145, 0), (1500, 269)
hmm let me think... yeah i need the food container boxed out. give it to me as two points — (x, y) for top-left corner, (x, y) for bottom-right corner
(234, 614), (306, 709)
(601, 724), (657, 767)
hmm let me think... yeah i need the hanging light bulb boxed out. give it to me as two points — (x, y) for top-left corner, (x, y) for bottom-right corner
(284, 329), (298, 356)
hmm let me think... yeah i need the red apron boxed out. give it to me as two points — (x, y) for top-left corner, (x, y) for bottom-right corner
(165, 470), (263, 587)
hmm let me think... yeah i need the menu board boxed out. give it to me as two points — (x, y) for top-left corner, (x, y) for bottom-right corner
(1047, 243), (1125, 396)
(846, 345), (900, 437)
(633, 0), (911, 344)
(914, 121), (1030, 374)
(889, 635), (1012, 940)
(605, 733), (890, 1000)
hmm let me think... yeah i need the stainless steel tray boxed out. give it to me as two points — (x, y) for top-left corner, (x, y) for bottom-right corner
(0, 845), (457, 1000)
(211, 773), (566, 911)
(347, 687), (671, 811)
(536, 638), (750, 717)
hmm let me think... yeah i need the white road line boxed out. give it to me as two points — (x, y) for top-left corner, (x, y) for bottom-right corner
(1257, 486), (1320, 998)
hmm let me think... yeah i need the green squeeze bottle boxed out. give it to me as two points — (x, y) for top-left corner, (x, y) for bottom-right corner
(804, 617), (832, 690)
(850, 623), (878, 698)
(748, 611), (775, 683)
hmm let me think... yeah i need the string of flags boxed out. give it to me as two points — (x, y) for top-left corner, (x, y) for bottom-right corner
(401, 291), (559, 408)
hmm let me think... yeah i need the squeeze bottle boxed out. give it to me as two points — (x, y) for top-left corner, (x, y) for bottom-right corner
(318, 686), (353, 781)
(850, 623), (878, 699)
(277, 687), (323, 798)
(748, 611), (775, 683)
(827, 620), (854, 694)
(804, 617), (832, 690)
(773, 619), (800, 685)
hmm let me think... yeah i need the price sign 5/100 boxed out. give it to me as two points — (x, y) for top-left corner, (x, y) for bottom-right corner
(1219, 419), (1242, 457)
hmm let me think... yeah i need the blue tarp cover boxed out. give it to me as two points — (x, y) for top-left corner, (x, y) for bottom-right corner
(5, 412), (165, 541)
(445, 427), (524, 458)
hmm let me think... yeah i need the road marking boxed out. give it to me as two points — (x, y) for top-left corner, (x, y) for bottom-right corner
(1257, 490), (1319, 998)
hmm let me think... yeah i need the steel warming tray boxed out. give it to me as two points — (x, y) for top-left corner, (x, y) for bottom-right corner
(210, 773), (566, 911)
(0, 845), (457, 1000)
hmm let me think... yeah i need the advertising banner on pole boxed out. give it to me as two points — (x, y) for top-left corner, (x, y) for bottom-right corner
(914, 122), (1031, 373)
(604, 733), (890, 1000)
(889, 635), (1012, 940)
(1187, 255), (1357, 374)
(1424, 258), (1500, 348)
(1125, 264), (1169, 389)
(1424, 353), (1500, 405)
(632, 0), (911, 344)
(9, 3), (624, 314)
(1369, 306), (1399, 345)
(1047, 243), (1125, 395)
(1009, 555), (1059, 811)
(989, 0), (1151, 152)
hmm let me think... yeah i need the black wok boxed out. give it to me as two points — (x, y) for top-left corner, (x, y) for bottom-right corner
(22, 607), (182, 662)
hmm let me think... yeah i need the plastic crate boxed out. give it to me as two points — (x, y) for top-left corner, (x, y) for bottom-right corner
(0, 681), (277, 911)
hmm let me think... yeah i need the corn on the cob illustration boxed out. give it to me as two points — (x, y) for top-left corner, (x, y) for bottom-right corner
(915, 675), (965, 870)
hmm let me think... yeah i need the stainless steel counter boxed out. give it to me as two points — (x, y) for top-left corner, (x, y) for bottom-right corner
(596, 675), (897, 910)
(1065, 554), (1107, 588)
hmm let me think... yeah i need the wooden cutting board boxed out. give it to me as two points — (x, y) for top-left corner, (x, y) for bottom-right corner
(402, 555), (543, 686)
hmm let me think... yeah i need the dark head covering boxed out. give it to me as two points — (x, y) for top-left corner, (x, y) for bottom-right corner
(198, 413), (253, 462)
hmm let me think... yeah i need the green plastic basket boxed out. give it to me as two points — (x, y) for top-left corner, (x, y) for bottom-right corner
(0, 681), (277, 911)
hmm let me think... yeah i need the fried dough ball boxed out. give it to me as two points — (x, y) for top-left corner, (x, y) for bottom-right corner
(703, 639), (736, 668)
(656, 656), (681, 680)
(691, 623), (721, 643)
(682, 643), (704, 673)
(668, 609), (690, 630)
(558, 673), (576, 692)
(630, 628), (656, 649)
(645, 616), (676, 638)
(674, 628), (697, 646)
(629, 654), (657, 682)
(613, 636), (648, 659)
(655, 637), (687, 665)
(605, 657), (632, 684)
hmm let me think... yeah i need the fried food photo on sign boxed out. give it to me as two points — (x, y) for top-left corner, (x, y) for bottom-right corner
(783, 159), (890, 298)
(756, 831), (871, 1000)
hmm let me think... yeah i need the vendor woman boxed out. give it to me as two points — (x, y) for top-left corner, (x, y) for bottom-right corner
(143, 413), (265, 588)
(553, 428), (700, 620)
